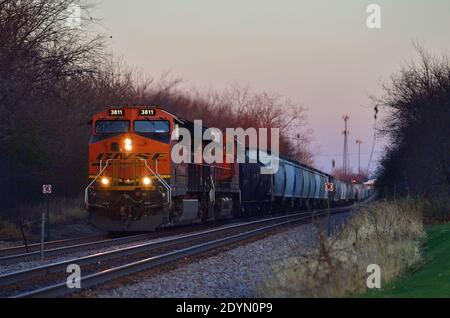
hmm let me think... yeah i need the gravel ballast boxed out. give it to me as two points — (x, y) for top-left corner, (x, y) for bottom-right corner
(0, 219), (295, 275)
(92, 212), (351, 298)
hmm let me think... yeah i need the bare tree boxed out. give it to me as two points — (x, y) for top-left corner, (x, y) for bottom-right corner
(374, 45), (450, 200)
(172, 84), (315, 165)
(0, 0), (104, 108)
(0, 0), (105, 216)
(0, 1), (315, 222)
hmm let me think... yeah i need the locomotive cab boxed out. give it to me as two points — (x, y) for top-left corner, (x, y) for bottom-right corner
(86, 107), (174, 231)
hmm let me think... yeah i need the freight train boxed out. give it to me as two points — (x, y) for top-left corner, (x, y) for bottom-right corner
(85, 106), (372, 232)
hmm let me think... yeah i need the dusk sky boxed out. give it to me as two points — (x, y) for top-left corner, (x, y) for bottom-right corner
(93, 0), (450, 173)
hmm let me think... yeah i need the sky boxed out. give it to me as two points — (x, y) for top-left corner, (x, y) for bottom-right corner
(92, 0), (450, 174)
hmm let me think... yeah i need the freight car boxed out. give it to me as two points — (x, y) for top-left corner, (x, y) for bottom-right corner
(85, 106), (371, 232)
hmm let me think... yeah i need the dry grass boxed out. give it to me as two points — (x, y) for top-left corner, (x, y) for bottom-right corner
(47, 198), (87, 225)
(0, 220), (24, 240)
(0, 197), (87, 240)
(259, 199), (426, 297)
(16, 197), (87, 225)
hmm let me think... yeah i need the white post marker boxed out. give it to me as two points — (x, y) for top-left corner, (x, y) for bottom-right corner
(42, 184), (52, 194)
(325, 182), (334, 192)
(41, 184), (52, 261)
(325, 182), (334, 236)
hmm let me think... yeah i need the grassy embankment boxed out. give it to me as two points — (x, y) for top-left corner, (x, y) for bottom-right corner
(363, 222), (450, 297)
(259, 199), (427, 297)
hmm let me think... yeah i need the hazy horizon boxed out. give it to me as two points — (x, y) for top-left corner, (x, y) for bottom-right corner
(92, 0), (450, 174)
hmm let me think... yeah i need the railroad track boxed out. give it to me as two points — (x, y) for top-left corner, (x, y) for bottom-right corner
(0, 205), (355, 298)
(0, 233), (154, 264)
(0, 202), (368, 265)
(0, 221), (245, 264)
(0, 235), (113, 258)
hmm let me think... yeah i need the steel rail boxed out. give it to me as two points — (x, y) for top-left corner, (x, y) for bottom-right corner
(0, 203), (354, 265)
(11, 206), (352, 298)
(0, 235), (107, 258)
(1, 205), (355, 286)
(0, 209), (320, 286)
(0, 233), (153, 264)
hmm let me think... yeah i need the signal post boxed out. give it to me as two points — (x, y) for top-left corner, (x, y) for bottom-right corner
(325, 182), (334, 236)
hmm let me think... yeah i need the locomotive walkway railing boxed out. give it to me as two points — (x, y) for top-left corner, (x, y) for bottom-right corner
(142, 159), (171, 206)
(84, 159), (113, 207)
(84, 158), (171, 207)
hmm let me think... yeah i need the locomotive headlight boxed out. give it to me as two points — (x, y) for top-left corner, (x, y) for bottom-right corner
(124, 138), (132, 151)
(142, 177), (151, 186)
(100, 177), (110, 186)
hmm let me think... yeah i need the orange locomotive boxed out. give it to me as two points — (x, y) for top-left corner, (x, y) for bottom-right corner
(86, 106), (240, 231)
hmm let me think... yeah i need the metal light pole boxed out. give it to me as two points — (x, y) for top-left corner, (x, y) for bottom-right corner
(356, 139), (363, 175)
(342, 115), (350, 177)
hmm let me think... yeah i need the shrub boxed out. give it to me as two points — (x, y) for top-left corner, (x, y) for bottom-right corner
(259, 199), (425, 297)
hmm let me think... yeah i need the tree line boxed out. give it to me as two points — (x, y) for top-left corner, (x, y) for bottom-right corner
(375, 45), (450, 214)
(0, 0), (313, 222)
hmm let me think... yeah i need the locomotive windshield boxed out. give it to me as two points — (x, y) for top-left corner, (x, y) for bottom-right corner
(95, 120), (130, 134)
(134, 120), (170, 134)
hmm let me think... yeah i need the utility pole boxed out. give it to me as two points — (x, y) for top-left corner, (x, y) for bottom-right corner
(367, 106), (379, 176)
(356, 139), (363, 175)
(342, 115), (350, 177)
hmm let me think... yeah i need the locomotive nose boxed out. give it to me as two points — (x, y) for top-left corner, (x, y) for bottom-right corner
(111, 142), (119, 152)
(124, 138), (133, 151)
